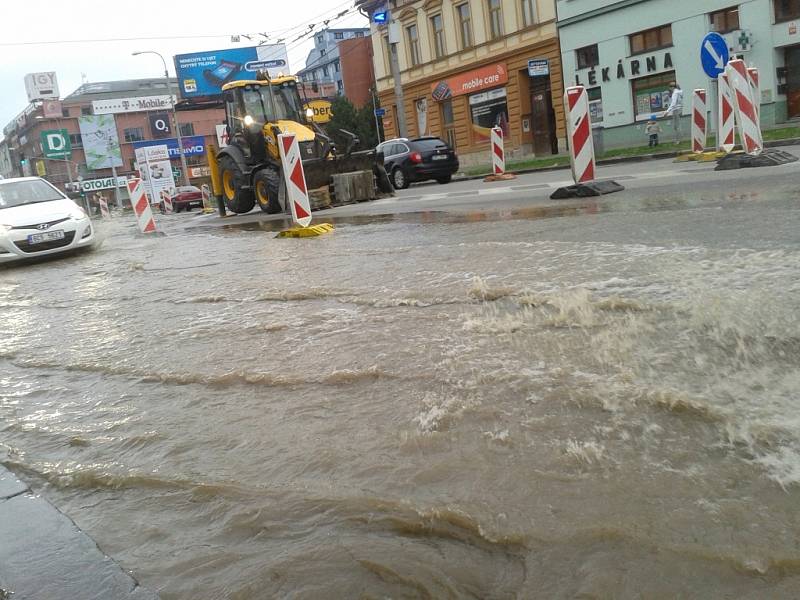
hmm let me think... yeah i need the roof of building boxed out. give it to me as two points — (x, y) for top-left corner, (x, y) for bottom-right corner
(62, 78), (177, 104)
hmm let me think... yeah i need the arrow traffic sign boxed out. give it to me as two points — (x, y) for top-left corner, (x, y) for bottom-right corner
(701, 32), (729, 78)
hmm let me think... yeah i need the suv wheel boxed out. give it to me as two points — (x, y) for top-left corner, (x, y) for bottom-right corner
(392, 167), (410, 190)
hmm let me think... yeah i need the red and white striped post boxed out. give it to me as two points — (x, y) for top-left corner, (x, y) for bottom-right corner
(726, 59), (763, 156)
(160, 190), (173, 214)
(718, 73), (736, 153)
(491, 126), (505, 175)
(747, 67), (760, 125)
(277, 133), (312, 228)
(127, 178), (157, 234)
(564, 86), (595, 184)
(691, 89), (707, 154)
(97, 193), (110, 219)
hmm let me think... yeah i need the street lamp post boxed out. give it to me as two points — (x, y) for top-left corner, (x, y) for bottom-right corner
(132, 50), (191, 187)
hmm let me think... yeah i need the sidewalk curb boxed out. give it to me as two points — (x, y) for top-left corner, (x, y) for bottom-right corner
(0, 465), (159, 599)
(449, 137), (800, 184)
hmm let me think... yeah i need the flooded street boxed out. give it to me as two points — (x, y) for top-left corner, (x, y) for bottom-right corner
(2, 177), (800, 598)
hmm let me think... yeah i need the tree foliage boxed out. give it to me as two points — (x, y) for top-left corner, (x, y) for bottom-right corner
(324, 95), (384, 152)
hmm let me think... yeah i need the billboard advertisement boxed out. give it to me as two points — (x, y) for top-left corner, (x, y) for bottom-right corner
(24, 72), (59, 102)
(174, 44), (289, 98)
(132, 135), (207, 159)
(135, 145), (176, 203)
(79, 115), (123, 170)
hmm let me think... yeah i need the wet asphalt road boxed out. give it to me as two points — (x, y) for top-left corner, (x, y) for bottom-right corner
(1, 151), (799, 599)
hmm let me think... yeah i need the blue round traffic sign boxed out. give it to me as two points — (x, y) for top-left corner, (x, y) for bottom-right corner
(700, 32), (729, 78)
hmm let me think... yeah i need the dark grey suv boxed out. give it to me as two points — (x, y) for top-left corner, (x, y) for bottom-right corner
(377, 137), (460, 190)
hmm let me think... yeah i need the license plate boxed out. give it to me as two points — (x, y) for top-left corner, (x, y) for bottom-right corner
(432, 155), (448, 161)
(28, 230), (65, 244)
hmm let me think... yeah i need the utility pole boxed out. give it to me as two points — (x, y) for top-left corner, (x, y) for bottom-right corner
(388, 20), (407, 138)
(132, 51), (191, 187)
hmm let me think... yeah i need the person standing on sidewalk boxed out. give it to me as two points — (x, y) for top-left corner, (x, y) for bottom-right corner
(664, 82), (684, 144)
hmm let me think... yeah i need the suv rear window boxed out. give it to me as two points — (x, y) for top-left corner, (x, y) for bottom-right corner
(412, 138), (448, 150)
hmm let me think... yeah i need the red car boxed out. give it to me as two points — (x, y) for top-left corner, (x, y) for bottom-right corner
(172, 186), (204, 212)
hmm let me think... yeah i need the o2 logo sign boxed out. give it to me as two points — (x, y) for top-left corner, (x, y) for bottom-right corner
(149, 113), (172, 138)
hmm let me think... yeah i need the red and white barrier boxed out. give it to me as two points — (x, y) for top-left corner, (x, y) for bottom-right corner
(277, 133), (312, 228)
(726, 59), (763, 156)
(747, 67), (760, 124)
(491, 127), (505, 175)
(691, 89), (707, 154)
(564, 86), (595, 184)
(97, 194), (110, 219)
(127, 178), (157, 234)
(160, 190), (173, 214)
(718, 74), (736, 153)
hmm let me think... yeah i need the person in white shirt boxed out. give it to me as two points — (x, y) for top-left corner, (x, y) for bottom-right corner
(664, 82), (684, 144)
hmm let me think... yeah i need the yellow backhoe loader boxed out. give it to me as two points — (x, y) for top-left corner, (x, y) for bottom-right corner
(209, 73), (393, 214)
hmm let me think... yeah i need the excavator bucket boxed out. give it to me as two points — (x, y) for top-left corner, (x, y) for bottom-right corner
(302, 149), (394, 208)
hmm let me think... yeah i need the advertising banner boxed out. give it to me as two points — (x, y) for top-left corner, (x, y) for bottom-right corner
(149, 113), (172, 138)
(303, 100), (333, 124)
(79, 175), (128, 193)
(132, 135), (207, 159)
(79, 115), (123, 170)
(136, 145), (176, 203)
(174, 44), (289, 98)
(215, 124), (229, 147)
(43, 100), (63, 119)
(24, 72), (59, 102)
(92, 95), (176, 115)
(469, 88), (509, 143)
(41, 129), (71, 159)
(431, 64), (508, 101)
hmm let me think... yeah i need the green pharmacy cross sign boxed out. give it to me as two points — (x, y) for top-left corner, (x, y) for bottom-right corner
(41, 129), (72, 159)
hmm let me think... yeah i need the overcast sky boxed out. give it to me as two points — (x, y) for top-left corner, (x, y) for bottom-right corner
(0, 0), (368, 128)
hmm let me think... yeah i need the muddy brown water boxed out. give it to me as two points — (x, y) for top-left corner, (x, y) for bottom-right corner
(1, 189), (800, 598)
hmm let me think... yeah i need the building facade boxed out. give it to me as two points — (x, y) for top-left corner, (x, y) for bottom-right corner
(339, 37), (378, 107)
(298, 28), (371, 96)
(558, 0), (800, 150)
(1, 78), (225, 197)
(359, 0), (566, 165)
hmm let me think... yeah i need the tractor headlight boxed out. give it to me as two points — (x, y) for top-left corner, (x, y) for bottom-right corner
(244, 115), (255, 127)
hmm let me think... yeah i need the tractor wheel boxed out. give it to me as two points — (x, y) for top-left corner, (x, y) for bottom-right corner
(220, 156), (255, 214)
(254, 168), (283, 214)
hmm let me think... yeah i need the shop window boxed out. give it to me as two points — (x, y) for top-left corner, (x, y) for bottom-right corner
(587, 87), (603, 124)
(775, 0), (800, 22)
(631, 71), (676, 121)
(407, 24), (421, 66)
(123, 127), (145, 143)
(709, 7), (740, 33)
(576, 44), (599, 70)
(456, 3), (473, 50)
(441, 99), (457, 149)
(521, 0), (537, 27)
(469, 88), (509, 144)
(629, 24), (673, 55)
(431, 14), (446, 59)
(488, 0), (504, 39)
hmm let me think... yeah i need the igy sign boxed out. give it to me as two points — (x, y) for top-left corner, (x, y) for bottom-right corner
(41, 129), (72, 159)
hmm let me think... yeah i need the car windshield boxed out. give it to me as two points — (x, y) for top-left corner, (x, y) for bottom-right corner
(243, 83), (302, 124)
(0, 179), (64, 209)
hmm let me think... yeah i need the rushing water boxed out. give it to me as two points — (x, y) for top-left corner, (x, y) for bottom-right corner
(2, 187), (800, 598)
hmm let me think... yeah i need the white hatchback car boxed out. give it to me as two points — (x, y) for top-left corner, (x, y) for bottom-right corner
(0, 177), (95, 263)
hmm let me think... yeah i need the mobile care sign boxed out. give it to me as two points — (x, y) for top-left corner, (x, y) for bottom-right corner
(174, 44), (289, 98)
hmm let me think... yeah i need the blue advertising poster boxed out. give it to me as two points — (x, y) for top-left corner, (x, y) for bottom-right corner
(174, 45), (290, 99)
(133, 136), (207, 159)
